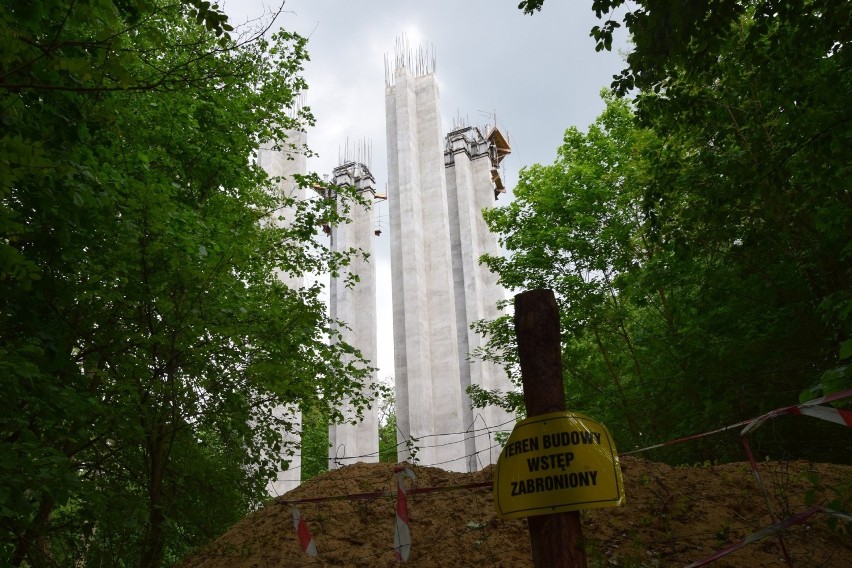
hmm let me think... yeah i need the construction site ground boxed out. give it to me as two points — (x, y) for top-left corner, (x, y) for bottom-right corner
(181, 457), (851, 567)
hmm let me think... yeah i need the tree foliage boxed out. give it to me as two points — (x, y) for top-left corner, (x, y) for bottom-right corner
(483, 1), (851, 462)
(299, 404), (331, 481)
(632, 1), (852, 411)
(481, 95), (680, 448)
(1, 2), (376, 566)
(377, 392), (399, 463)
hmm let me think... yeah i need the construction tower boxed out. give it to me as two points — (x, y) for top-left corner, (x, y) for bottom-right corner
(327, 152), (384, 467)
(385, 39), (515, 472)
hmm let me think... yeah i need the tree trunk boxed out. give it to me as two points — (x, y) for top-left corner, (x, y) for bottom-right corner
(140, 424), (168, 568)
(11, 496), (55, 568)
(514, 289), (588, 568)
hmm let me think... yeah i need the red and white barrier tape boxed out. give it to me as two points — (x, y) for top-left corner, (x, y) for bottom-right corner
(621, 419), (753, 456)
(272, 391), (850, 563)
(741, 387), (852, 436)
(685, 506), (852, 567)
(393, 467), (415, 562)
(291, 506), (317, 557)
(738, 387), (852, 567)
(789, 403), (852, 426)
(622, 388), (852, 456)
(738, 433), (797, 566)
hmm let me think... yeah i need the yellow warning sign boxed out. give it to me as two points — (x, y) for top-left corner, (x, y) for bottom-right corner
(494, 411), (625, 519)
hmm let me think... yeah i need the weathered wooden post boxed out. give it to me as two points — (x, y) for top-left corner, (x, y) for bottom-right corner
(494, 289), (622, 564)
(514, 289), (587, 568)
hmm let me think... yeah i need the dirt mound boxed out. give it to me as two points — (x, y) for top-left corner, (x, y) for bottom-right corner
(180, 457), (851, 567)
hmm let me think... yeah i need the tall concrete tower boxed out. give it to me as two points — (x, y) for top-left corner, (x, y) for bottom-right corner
(257, 126), (308, 495)
(385, 43), (469, 470)
(327, 154), (382, 467)
(444, 124), (514, 469)
(385, 40), (514, 472)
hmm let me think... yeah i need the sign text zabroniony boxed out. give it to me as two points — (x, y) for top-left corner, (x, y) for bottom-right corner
(494, 411), (625, 519)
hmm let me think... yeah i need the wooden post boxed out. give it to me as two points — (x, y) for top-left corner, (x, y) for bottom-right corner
(514, 289), (587, 568)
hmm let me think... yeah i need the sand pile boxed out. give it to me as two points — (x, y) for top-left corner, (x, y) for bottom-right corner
(181, 457), (851, 567)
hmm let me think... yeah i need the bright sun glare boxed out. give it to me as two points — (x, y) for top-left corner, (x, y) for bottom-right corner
(400, 25), (424, 48)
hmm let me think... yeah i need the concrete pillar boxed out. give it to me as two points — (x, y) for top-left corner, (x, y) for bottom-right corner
(328, 161), (380, 467)
(385, 35), (519, 471)
(444, 126), (516, 469)
(257, 129), (307, 495)
(386, 63), (467, 470)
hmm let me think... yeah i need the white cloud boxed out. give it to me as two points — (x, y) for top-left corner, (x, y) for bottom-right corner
(225, 0), (629, 381)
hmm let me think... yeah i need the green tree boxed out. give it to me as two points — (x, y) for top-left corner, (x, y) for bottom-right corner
(479, 94), (679, 450)
(632, 1), (852, 387)
(641, 4), (852, 450)
(300, 404), (331, 481)
(490, 0), (851, 461)
(0, 2), (377, 566)
(378, 391), (398, 463)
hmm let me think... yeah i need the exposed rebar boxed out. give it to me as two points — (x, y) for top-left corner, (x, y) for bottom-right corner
(338, 137), (372, 169)
(384, 33), (436, 87)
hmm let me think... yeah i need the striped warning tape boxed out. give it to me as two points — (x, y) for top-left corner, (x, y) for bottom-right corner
(281, 471), (490, 560)
(621, 419), (754, 456)
(393, 467), (415, 562)
(740, 387), (852, 436)
(685, 506), (852, 567)
(790, 403), (852, 426)
(622, 388), (852, 456)
(274, 390), (850, 562)
(739, 433), (794, 565)
(738, 387), (852, 567)
(291, 506), (317, 556)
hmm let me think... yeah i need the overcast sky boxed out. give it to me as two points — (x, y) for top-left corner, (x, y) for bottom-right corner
(222, 0), (628, 380)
